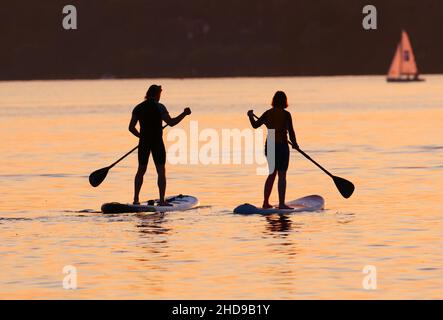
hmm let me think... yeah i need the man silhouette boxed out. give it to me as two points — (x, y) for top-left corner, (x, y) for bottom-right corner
(129, 85), (191, 205)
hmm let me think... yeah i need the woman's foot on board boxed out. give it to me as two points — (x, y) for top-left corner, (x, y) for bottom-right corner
(278, 204), (293, 210)
(262, 202), (273, 209)
(158, 201), (172, 207)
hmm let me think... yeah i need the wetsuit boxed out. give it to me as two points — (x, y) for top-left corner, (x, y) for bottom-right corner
(254, 108), (297, 171)
(131, 99), (169, 166)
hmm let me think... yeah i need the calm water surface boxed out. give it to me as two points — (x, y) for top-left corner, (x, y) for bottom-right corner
(1, 76), (442, 299)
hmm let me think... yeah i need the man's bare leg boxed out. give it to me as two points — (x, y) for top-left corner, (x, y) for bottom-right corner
(134, 164), (147, 204)
(156, 164), (171, 206)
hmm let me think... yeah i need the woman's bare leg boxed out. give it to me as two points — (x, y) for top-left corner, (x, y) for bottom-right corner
(263, 171), (277, 208)
(277, 170), (292, 209)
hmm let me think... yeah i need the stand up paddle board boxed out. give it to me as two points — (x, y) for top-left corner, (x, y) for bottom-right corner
(233, 195), (324, 215)
(101, 194), (199, 214)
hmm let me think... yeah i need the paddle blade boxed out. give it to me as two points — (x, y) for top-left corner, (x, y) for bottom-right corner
(332, 176), (355, 199)
(89, 167), (110, 187)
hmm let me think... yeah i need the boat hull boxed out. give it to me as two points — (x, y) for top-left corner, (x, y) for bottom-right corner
(386, 78), (425, 83)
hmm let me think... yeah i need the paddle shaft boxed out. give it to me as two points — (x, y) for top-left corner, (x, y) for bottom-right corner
(252, 113), (334, 178)
(108, 146), (138, 169)
(293, 147), (333, 178)
(107, 124), (168, 169)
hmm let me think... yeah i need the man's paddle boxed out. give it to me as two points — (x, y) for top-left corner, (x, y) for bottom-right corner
(252, 113), (354, 198)
(89, 125), (168, 187)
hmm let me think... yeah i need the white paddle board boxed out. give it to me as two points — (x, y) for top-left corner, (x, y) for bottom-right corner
(233, 195), (325, 215)
(101, 194), (199, 214)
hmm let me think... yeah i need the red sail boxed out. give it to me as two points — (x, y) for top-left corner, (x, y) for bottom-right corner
(388, 30), (419, 80)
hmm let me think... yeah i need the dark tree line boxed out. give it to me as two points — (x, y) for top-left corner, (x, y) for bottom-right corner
(0, 0), (441, 80)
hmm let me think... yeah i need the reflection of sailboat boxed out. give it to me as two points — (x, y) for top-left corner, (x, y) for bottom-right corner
(387, 30), (424, 82)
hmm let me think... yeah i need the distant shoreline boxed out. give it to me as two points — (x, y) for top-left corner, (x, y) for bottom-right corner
(1, 73), (440, 83)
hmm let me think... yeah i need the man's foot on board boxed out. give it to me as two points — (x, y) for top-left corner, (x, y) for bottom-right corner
(278, 204), (293, 210)
(262, 203), (273, 209)
(133, 200), (140, 205)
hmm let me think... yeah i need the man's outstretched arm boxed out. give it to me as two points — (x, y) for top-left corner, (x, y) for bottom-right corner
(163, 108), (192, 127)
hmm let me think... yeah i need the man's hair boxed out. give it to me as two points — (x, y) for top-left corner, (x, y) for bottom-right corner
(271, 91), (288, 108)
(145, 85), (162, 99)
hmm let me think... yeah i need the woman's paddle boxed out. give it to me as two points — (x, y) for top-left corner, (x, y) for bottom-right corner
(253, 114), (354, 198)
(89, 125), (168, 187)
(292, 146), (355, 199)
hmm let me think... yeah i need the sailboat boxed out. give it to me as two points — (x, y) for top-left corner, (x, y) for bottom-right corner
(387, 30), (424, 82)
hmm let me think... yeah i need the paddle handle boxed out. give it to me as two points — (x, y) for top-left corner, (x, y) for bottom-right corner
(108, 124), (169, 169)
(252, 113), (333, 178)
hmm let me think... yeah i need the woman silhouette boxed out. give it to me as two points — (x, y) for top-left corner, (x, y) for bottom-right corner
(248, 91), (299, 209)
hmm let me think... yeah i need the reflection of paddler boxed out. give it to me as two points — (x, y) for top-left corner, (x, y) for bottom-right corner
(266, 215), (293, 234)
